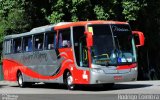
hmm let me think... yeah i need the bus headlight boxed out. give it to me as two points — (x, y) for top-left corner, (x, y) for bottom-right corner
(91, 68), (104, 73)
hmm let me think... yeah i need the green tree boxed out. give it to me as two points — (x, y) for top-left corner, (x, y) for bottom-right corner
(136, 0), (160, 80)
(48, 0), (91, 23)
(47, 0), (143, 23)
(0, 0), (31, 58)
(0, 0), (31, 34)
(94, 5), (109, 20)
(24, 0), (50, 27)
(122, 0), (141, 21)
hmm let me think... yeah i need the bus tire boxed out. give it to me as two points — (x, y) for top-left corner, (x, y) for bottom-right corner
(17, 72), (27, 88)
(65, 71), (75, 90)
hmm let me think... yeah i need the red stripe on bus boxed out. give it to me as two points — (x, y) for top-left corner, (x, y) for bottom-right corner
(3, 58), (65, 80)
(116, 63), (137, 70)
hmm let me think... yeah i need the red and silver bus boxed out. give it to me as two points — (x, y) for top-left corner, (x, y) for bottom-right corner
(2, 21), (144, 90)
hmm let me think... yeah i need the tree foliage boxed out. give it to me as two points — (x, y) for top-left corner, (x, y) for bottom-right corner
(47, 0), (143, 23)
(0, 0), (143, 35)
(122, 0), (141, 21)
(48, 0), (91, 23)
(0, 0), (30, 35)
(0, 0), (31, 57)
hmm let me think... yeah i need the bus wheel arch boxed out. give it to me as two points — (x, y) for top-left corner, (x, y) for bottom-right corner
(16, 70), (21, 78)
(63, 69), (76, 90)
(16, 70), (32, 88)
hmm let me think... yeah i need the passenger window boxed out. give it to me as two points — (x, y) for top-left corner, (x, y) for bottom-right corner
(23, 36), (33, 52)
(13, 38), (22, 53)
(4, 40), (12, 54)
(34, 34), (44, 50)
(45, 32), (56, 50)
(58, 29), (71, 48)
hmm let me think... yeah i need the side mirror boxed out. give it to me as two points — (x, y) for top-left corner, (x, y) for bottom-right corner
(84, 31), (93, 47)
(132, 31), (145, 47)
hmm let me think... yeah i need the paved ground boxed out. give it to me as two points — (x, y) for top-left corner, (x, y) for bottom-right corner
(0, 81), (160, 100)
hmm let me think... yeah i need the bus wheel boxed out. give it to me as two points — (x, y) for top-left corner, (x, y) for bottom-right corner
(17, 72), (26, 88)
(66, 72), (75, 90)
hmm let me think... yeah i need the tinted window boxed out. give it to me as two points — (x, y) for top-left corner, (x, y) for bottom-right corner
(34, 34), (44, 50)
(13, 38), (22, 53)
(89, 24), (115, 65)
(58, 29), (71, 48)
(45, 32), (56, 50)
(23, 36), (33, 52)
(4, 40), (12, 54)
(73, 26), (89, 67)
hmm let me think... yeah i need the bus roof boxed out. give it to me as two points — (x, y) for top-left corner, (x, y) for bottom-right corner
(4, 24), (56, 39)
(4, 20), (128, 40)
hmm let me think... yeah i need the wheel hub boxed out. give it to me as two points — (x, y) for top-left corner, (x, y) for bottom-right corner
(67, 76), (73, 86)
(18, 75), (23, 85)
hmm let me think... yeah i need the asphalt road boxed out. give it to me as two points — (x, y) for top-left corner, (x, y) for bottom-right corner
(0, 81), (160, 100)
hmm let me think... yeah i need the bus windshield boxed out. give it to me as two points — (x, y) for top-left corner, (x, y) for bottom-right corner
(89, 24), (136, 66)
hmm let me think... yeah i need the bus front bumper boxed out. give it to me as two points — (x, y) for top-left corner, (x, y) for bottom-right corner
(89, 68), (137, 84)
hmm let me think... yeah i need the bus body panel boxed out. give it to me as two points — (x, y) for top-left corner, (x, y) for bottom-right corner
(2, 48), (90, 84)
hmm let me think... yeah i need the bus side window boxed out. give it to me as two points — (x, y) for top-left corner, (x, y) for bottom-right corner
(45, 32), (56, 50)
(13, 38), (22, 53)
(4, 40), (12, 54)
(58, 28), (71, 48)
(23, 36), (32, 52)
(34, 33), (44, 50)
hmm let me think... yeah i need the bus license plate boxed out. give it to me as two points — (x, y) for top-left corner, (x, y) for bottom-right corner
(114, 76), (123, 80)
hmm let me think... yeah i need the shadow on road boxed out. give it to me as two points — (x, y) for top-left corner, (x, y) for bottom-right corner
(72, 84), (152, 91)
(0, 85), (7, 88)
(113, 84), (152, 90)
(12, 83), (152, 91)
